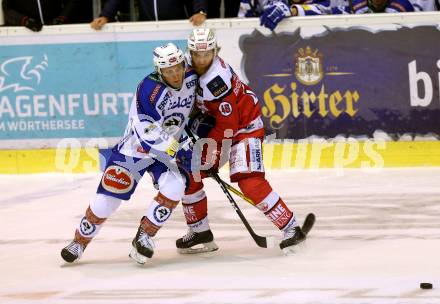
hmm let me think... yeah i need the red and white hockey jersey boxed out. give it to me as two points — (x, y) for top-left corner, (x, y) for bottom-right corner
(194, 56), (265, 144)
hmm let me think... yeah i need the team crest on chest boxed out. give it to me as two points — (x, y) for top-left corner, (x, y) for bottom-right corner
(219, 102), (232, 116)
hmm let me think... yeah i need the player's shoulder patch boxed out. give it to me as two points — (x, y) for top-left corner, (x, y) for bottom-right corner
(206, 75), (229, 98)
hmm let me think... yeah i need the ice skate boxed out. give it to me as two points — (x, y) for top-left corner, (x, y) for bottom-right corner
(280, 226), (306, 255)
(129, 227), (155, 264)
(61, 240), (86, 263)
(176, 228), (218, 254)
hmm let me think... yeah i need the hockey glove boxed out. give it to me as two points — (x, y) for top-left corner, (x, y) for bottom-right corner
(260, 1), (292, 31)
(23, 17), (43, 32)
(188, 112), (216, 138)
(165, 138), (179, 158)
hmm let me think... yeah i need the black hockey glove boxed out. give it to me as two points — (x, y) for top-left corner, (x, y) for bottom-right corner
(188, 112), (216, 138)
(23, 17), (43, 32)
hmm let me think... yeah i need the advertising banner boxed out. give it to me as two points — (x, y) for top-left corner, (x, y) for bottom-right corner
(241, 26), (440, 139)
(0, 38), (186, 140)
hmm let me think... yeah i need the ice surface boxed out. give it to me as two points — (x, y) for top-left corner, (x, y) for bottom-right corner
(0, 168), (439, 304)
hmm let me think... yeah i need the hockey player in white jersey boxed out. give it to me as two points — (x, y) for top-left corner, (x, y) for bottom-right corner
(60, 42), (197, 264)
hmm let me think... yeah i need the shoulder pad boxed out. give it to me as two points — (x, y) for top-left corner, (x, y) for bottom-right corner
(206, 75), (229, 98)
(148, 72), (161, 82)
(184, 67), (196, 78)
(137, 74), (166, 106)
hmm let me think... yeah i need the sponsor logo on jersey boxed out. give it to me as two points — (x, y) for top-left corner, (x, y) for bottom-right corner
(167, 95), (193, 110)
(183, 205), (198, 223)
(153, 205), (172, 223)
(219, 101), (232, 116)
(265, 202), (292, 229)
(150, 84), (162, 103)
(232, 74), (243, 96)
(157, 92), (170, 111)
(186, 78), (197, 89)
(102, 165), (134, 194)
(207, 75), (228, 97)
(294, 46), (323, 86)
(249, 139), (263, 171)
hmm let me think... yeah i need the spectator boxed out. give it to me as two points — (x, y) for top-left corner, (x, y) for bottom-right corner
(239, 0), (345, 31)
(2, 0), (86, 32)
(352, 0), (437, 13)
(90, 0), (208, 30)
(208, 0), (241, 18)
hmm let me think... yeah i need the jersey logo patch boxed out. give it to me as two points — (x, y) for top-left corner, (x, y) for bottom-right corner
(102, 165), (134, 194)
(154, 205), (172, 223)
(150, 84), (162, 103)
(219, 102), (232, 116)
(79, 217), (96, 236)
(207, 75), (228, 97)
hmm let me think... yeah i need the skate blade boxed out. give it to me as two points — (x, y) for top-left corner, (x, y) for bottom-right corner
(282, 241), (305, 256)
(177, 241), (219, 254)
(129, 246), (148, 264)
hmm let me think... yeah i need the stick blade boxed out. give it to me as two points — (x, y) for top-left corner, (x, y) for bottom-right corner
(301, 213), (316, 236)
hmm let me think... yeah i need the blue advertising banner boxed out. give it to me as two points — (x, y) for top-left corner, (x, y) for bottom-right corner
(240, 26), (440, 139)
(0, 39), (186, 140)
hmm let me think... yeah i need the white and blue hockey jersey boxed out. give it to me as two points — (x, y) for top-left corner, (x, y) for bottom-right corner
(117, 67), (197, 159)
(239, 0), (437, 17)
(238, 0), (351, 17)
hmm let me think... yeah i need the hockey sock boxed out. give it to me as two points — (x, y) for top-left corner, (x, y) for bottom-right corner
(182, 189), (210, 232)
(142, 192), (179, 236)
(238, 176), (273, 206)
(262, 197), (298, 230)
(75, 206), (107, 246)
(238, 177), (298, 230)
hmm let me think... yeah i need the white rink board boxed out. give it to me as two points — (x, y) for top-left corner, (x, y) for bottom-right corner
(0, 168), (439, 304)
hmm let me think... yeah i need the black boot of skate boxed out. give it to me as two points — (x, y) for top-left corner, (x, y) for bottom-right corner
(129, 226), (155, 264)
(61, 241), (86, 263)
(176, 229), (218, 254)
(279, 226), (306, 255)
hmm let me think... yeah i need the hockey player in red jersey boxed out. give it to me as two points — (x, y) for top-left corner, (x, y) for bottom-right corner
(175, 28), (307, 255)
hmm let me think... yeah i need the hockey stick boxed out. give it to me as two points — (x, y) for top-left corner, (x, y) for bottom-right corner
(184, 126), (271, 248)
(213, 174), (316, 236)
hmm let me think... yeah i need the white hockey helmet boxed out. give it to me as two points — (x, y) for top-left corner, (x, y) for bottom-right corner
(187, 28), (218, 52)
(153, 43), (184, 73)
